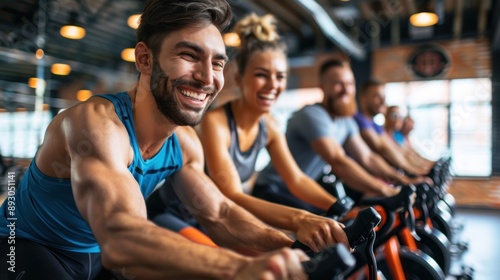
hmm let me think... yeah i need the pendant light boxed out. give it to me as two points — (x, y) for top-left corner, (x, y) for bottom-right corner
(60, 11), (86, 39)
(410, 0), (439, 27)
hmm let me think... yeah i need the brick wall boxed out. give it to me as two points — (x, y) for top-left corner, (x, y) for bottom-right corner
(372, 38), (492, 82)
(450, 177), (500, 209)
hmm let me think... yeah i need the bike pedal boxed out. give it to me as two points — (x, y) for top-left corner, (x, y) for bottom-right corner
(454, 265), (475, 280)
(449, 243), (468, 256)
(450, 219), (465, 232)
(456, 241), (469, 251)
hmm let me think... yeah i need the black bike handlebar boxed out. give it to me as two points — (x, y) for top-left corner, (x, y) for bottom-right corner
(358, 185), (417, 240)
(301, 244), (355, 280)
(293, 207), (382, 280)
(343, 207), (381, 248)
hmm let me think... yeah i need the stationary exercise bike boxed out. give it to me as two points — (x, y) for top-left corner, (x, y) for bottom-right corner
(317, 170), (447, 279)
(426, 157), (468, 252)
(411, 182), (452, 275)
(353, 185), (445, 280)
(293, 207), (382, 280)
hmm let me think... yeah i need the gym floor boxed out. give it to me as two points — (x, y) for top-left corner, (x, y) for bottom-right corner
(447, 208), (500, 280)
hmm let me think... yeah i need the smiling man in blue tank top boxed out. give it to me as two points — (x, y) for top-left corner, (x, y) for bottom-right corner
(0, 1), (309, 279)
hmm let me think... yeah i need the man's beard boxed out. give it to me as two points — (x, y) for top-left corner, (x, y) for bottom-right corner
(326, 94), (357, 117)
(150, 58), (216, 126)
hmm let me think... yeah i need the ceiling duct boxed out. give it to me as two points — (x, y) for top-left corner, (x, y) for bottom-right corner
(292, 0), (366, 60)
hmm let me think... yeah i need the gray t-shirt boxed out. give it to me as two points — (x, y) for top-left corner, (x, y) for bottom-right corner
(256, 104), (359, 188)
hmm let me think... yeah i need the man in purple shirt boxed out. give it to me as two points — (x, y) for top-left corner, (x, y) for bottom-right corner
(355, 80), (434, 176)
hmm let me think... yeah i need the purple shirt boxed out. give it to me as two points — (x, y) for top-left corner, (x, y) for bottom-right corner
(353, 112), (384, 135)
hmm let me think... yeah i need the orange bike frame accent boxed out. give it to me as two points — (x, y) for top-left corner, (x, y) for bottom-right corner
(384, 236), (406, 280)
(178, 227), (218, 247)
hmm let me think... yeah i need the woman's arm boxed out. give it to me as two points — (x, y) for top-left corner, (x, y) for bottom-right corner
(310, 135), (399, 198)
(344, 134), (416, 184)
(198, 112), (347, 252)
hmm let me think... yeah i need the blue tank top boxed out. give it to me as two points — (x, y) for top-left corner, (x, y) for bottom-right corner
(0, 92), (183, 253)
(225, 103), (267, 183)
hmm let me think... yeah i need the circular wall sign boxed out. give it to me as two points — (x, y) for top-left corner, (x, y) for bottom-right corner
(408, 44), (450, 79)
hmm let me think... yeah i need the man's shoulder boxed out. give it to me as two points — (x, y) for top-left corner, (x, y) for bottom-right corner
(294, 103), (327, 117)
(335, 116), (357, 125)
(352, 111), (365, 121)
(68, 96), (119, 123)
(352, 111), (373, 126)
(287, 104), (325, 128)
(202, 104), (226, 123)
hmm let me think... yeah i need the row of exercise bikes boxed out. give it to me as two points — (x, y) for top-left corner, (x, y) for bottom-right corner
(0, 156), (474, 280)
(297, 156), (475, 280)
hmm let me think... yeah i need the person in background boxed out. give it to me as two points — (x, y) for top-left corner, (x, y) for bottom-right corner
(254, 59), (414, 208)
(384, 106), (434, 170)
(384, 105), (406, 146)
(400, 115), (415, 147)
(355, 80), (434, 176)
(0, 1), (310, 279)
(147, 13), (348, 254)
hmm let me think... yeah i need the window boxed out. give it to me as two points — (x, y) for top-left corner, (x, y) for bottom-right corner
(385, 78), (492, 177)
(0, 110), (51, 159)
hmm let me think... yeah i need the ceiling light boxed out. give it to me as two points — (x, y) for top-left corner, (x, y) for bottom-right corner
(410, 0), (439, 27)
(51, 63), (71, 76)
(410, 12), (439, 27)
(60, 12), (86, 39)
(127, 14), (141, 29)
(77, 90), (93, 101)
(121, 48), (135, 62)
(28, 78), (46, 89)
(35, 49), (44, 59)
(60, 25), (86, 40)
(223, 32), (240, 47)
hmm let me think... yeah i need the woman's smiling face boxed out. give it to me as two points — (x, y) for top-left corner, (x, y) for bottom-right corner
(238, 50), (288, 112)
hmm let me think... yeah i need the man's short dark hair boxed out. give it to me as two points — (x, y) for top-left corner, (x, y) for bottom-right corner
(319, 59), (349, 78)
(137, 0), (233, 56)
(359, 79), (385, 97)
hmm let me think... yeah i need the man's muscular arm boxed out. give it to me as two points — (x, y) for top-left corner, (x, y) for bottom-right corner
(172, 126), (294, 252)
(311, 136), (398, 198)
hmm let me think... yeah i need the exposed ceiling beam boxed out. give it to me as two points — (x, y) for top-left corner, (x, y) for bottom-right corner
(380, 0), (403, 46)
(453, 0), (464, 38)
(394, 0), (409, 16)
(391, 15), (400, 46)
(0, 90), (76, 109)
(444, 0), (455, 13)
(477, 0), (491, 37)
(358, 1), (373, 21)
(379, 0), (394, 18)
(492, 0), (500, 51)
(291, 0), (365, 59)
(0, 46), (135, 84)
(403, 0), (416, 16)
